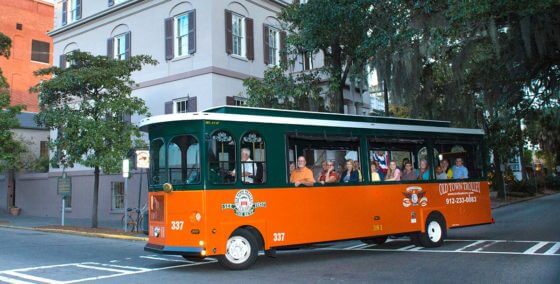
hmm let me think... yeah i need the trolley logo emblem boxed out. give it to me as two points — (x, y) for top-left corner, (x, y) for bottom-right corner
(222, 189), (267, 217)
(402, 186), (428, 207)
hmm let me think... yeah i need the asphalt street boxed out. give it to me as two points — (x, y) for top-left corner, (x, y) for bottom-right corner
(1, 194), (559, 283)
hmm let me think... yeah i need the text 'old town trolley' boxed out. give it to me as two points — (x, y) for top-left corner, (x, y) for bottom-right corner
(140, 106), (493, 270)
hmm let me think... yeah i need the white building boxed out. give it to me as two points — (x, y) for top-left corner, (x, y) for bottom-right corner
(12, 0), (370, 221)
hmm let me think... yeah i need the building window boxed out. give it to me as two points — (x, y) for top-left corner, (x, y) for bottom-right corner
(174, 99), (189, 113)
(174, 13), (189, 57)
(40, 141), (49, 159)
(234, 96), (247, 106)
(232, 13), (245, 57)
(113, 33), (128, 60)
(31, 40), (50, 63)
(268, 28), (280, 66)
(111, 182), (125, 211)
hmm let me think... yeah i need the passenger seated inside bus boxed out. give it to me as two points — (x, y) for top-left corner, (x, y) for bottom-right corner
(340, 159), (360, 183)
(370, 162), (381, 182)
(435, 166), (448, 180)
(452, 158), (469, 179)
(401, 161), (417, 181)
(290, 156), (315, 187)
(416, 159), (431, 180)
(319, 160), (339, 185)
(440, 159), (452, 179)
(385, 160), (401, 181)
(229, 148), (257, 183)
(401, 158), (410, 171)
(353, 160), (363, 181)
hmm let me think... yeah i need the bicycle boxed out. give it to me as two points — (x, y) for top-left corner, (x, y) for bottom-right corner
(121, 203), (147, 232)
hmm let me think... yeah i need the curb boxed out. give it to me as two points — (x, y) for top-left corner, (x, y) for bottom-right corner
(0, 224), (148, 242)
(491, 192), (557, 209)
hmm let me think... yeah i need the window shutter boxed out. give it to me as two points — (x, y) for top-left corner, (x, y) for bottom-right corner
(187, 97), (197, 112)
(246, 17), (254, 60)
(164, 101), (173, 114)
(60, 54), (67, 69)
(107, 38), (114, 58)
(263, 25), (270, 65)
(62, 0), (67, 26)
(226, 96), (235, 106)
(164, 17), (174, 60)
(125, 32), (131, 59)
(188, 10), (196, 54)
(108, 0), (114, 7)
(225, 10), (232, 55)
(280, 31), (287, 66)
(76, 0), (82, 20)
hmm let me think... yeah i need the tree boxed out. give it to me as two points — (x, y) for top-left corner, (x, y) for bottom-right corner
(0, 33), (26, 210)
(32, 51), (157, 228)
(244, 66), (322, 111)
(281, 0), (372, 113)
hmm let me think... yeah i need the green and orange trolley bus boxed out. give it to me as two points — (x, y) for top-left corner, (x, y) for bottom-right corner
(140, 106), (493, 270)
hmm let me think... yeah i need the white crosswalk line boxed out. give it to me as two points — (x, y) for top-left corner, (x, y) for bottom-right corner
(523, 242), (549, 254)
(456, 240), (485, 251)
(397, 245), (416, 251)
(345, 243), (369, 250)
(474, 241), (499, 252)
(74, 264), (131, 274)
(0, 275), (34, 284)
(3, 271), (61, 284)
(543, 242), (560, 255)
(139, 256), (193, 263)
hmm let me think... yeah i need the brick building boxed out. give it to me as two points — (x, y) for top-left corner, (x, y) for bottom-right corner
(0, 0), (54, 112)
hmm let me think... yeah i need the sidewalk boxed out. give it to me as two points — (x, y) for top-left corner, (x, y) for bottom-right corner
(0, 213), (147, 241)
(490, 189), (558, 209)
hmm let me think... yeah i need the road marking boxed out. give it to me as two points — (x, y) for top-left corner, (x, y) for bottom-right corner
(474, 241), (499, 252)
(345, 243), (369, 250)
(63, 260), (217, 284)
(3, 271), (61, 284)
(74, 264), (131, 273)
(84, 263), (150, 272)
(455, 240), (486, 251)
(0, 275), (34, 284)
(397, 245), (416, 251)
(543, 242), (560, 255)
(139, 256), (193, 263)
(409, 247), (423, 251)
(523, 242), (549, 254)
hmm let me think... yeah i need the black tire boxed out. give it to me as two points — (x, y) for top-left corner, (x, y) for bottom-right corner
(361, 236), (388, 245)
(218, 228), (259, 270)
(416, 213), (447, 248)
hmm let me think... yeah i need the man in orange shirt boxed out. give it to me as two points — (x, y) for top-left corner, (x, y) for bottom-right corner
(290, 156), (315, 187)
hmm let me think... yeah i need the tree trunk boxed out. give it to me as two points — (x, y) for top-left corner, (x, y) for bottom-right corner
(494, 155), (506, 199)
(7, 169), (15, 209)
(383, 78), (389, 116)
(92, 166), (100, 228)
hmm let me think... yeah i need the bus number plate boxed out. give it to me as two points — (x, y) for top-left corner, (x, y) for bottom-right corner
(171, 221), (184, 231)
(273, 232), (285, 242)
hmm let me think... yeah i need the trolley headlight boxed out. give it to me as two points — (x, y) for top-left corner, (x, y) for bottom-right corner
(163, 183), (173, 193)
(199, 240), (205, 246)
(195, 212), (202, 222)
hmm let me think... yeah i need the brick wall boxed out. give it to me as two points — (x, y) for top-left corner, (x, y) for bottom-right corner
(0, 0), (54, 112)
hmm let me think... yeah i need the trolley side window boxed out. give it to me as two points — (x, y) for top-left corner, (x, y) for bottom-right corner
(240, 131), (266, 184)
(169, 135), (200, 185)
(150, 138), (167, 185)
(208, 130), (236, 184)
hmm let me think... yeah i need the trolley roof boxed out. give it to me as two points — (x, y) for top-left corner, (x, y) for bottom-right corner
(139, 106), (484, 135)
